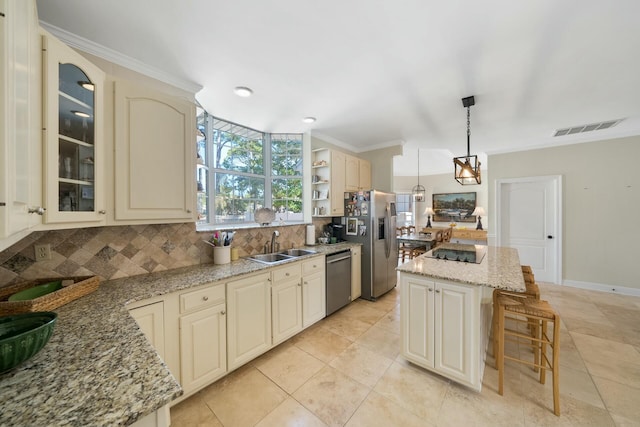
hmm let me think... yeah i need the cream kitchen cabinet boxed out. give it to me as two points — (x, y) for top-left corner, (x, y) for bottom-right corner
(400, 274), (484, 390)
(129, 300), (166, 361)
(346, 155), (371, 191)
(271, 263), (303, 345)
(42, 33), (106, 225)
(350, 246), (362, 300)
(0, 0), (42, 251)
(227, 272), (272, 371)
(301, 257), (326, 327)
(113, 80), (195, 222)
(358, 159), (371, 190)
(178, 283), (226, 395)
(345, 154), (359, 191)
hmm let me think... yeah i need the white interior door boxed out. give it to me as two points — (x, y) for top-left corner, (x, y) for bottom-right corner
(497, 176), (562, 284)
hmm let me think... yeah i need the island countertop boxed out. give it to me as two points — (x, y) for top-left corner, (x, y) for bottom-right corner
(396, 245), (526, 292)
(0, 242), (358, 427)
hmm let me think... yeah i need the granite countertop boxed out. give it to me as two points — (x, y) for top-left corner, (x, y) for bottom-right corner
(396, 245), (526, 292)
(0, 242), (358, 427)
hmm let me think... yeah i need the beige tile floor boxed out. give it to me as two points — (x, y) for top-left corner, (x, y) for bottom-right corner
(170, 282), (640, 427)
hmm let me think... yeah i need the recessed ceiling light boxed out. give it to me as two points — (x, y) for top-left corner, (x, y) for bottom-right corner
(302, 117), (316, 123)
(234, 86), (253, 97)
(71, 110), (91, 118)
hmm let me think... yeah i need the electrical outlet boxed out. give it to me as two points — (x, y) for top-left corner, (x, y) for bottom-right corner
(35, 244), (52, 261)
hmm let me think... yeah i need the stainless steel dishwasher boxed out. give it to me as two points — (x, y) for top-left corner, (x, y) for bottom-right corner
(326, 250), (352, 315)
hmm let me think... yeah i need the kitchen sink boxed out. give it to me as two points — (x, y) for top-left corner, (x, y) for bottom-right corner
(246, 253), (295, 264)
(246, 248), (317, 264)
(282, 249), (317, 257)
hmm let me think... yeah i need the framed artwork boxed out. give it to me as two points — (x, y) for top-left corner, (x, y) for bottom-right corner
(432, 192), (476, 223)
(346, 217), (358, 235)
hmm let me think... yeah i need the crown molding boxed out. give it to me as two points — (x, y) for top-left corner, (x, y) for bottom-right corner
(39, 21), (203, 94)
(311, 132), (404, 154)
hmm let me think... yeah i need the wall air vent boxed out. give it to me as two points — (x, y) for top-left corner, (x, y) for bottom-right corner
(554, 119), (623, 137)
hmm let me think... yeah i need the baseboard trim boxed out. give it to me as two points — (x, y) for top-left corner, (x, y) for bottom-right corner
(562, 279), (640, 297)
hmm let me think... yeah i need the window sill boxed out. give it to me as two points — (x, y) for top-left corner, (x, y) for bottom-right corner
(196, 221), (308, 233)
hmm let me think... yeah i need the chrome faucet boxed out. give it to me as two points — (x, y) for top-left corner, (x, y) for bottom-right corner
(270, 230), (280, 253)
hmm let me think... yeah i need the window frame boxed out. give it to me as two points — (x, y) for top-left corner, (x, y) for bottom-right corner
(197, 113), (305, 228)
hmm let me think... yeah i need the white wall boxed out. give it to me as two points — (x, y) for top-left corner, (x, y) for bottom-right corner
(394, 172), (489, 230)
(488, 136), (640, 292)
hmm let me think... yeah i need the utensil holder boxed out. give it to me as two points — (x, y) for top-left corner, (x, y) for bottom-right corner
(213, 246), (231, 264)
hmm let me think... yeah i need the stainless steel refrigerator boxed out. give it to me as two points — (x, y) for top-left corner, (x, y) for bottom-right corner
(341, 190), (397, 301)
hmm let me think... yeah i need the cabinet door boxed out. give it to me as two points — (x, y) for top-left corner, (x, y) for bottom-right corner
(330, 150), (345, 216)
(358, 159), (371, 190)
(345, 155), (359, 191)
(114, 81), (195, 221)
(351, 247), (361, 300)
(400, 275), (435, 368)
(42, 34), (106, 224)
(179, 303), (226, 394)
(434, 281), (474, 384)
(129, 301), (165, 360)
(0, 0), (41, 248)
(271, 277), (302, 345)
(227, 273), (271, 371)
(302, 271), (325, 327)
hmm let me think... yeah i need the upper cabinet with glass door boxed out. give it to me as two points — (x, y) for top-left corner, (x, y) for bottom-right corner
(42, 34), (105, 224)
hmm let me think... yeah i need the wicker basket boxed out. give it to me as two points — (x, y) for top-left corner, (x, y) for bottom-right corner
(0, 276), (100, 316)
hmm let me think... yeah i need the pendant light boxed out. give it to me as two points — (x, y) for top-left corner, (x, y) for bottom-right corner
(454, 96), (481, 185)
(412, 149), (425, 202)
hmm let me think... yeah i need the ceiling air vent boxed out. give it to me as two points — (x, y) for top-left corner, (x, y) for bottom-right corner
(554, 119), (623, 137)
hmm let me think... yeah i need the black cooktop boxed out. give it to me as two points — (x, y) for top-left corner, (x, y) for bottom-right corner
(425, 243), (487, 264)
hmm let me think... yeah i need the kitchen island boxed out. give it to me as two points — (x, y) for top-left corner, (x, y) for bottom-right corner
(0, 243), (357, 427)
(396, 245), (525, 391)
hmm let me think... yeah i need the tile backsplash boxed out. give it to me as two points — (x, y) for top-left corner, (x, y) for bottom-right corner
(0, 218), (332, 289)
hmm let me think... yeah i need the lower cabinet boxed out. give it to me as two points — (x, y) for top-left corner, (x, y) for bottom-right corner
(128, 300), (165, 360)
(301, 257), (326, 328)
(271, 263), (303, 346)
(227, 272), (272, 371)
(179, 302), (226, 394)
(400, 273), (485, 390)
(350, 247), (361, 300)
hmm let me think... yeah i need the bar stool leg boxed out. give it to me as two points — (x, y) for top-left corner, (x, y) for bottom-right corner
(553, 315), (561, 416)
(497, 303), (505, 396)
(540, 319), (547, 385)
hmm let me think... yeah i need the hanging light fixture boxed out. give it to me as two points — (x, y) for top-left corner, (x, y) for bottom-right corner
(454, 96), (481, 185)
(412, 149), (425, 202)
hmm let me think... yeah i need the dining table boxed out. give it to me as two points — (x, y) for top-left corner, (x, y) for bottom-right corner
(397, 232), (437, 251)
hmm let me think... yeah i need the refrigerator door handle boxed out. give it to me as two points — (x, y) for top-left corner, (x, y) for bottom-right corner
(384, 205), (390, 258)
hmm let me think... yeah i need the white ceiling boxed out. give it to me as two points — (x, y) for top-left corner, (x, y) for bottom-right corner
(36, 0), (640, 175)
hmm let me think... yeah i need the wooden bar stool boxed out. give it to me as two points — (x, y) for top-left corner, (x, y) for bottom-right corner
(492, 265), (540, 359)
(495, 295), (561, 416)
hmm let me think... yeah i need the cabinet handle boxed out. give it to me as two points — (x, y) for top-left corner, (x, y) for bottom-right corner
(313, 265), (316, 268)
(298, 283), (302, 287)
(304, 281), (308, 285)
(202, 296), (209, 301)
(285, 272), (290, 276)
(221, 310), (225, 315)
(98, 210), (106, 214)
(428, 288), (433, 292)
(187, 209), (192, 213)
(435, 289), (441, 293)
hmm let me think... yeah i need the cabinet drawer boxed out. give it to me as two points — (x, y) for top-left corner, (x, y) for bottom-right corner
(272, 263), (301, 282)
(180, 284), (225, 313)
(301, 257), (324, 276)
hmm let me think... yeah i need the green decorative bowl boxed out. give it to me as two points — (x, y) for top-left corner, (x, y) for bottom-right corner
(0, 312), (57, 374)
(8, 281), (62, 301)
